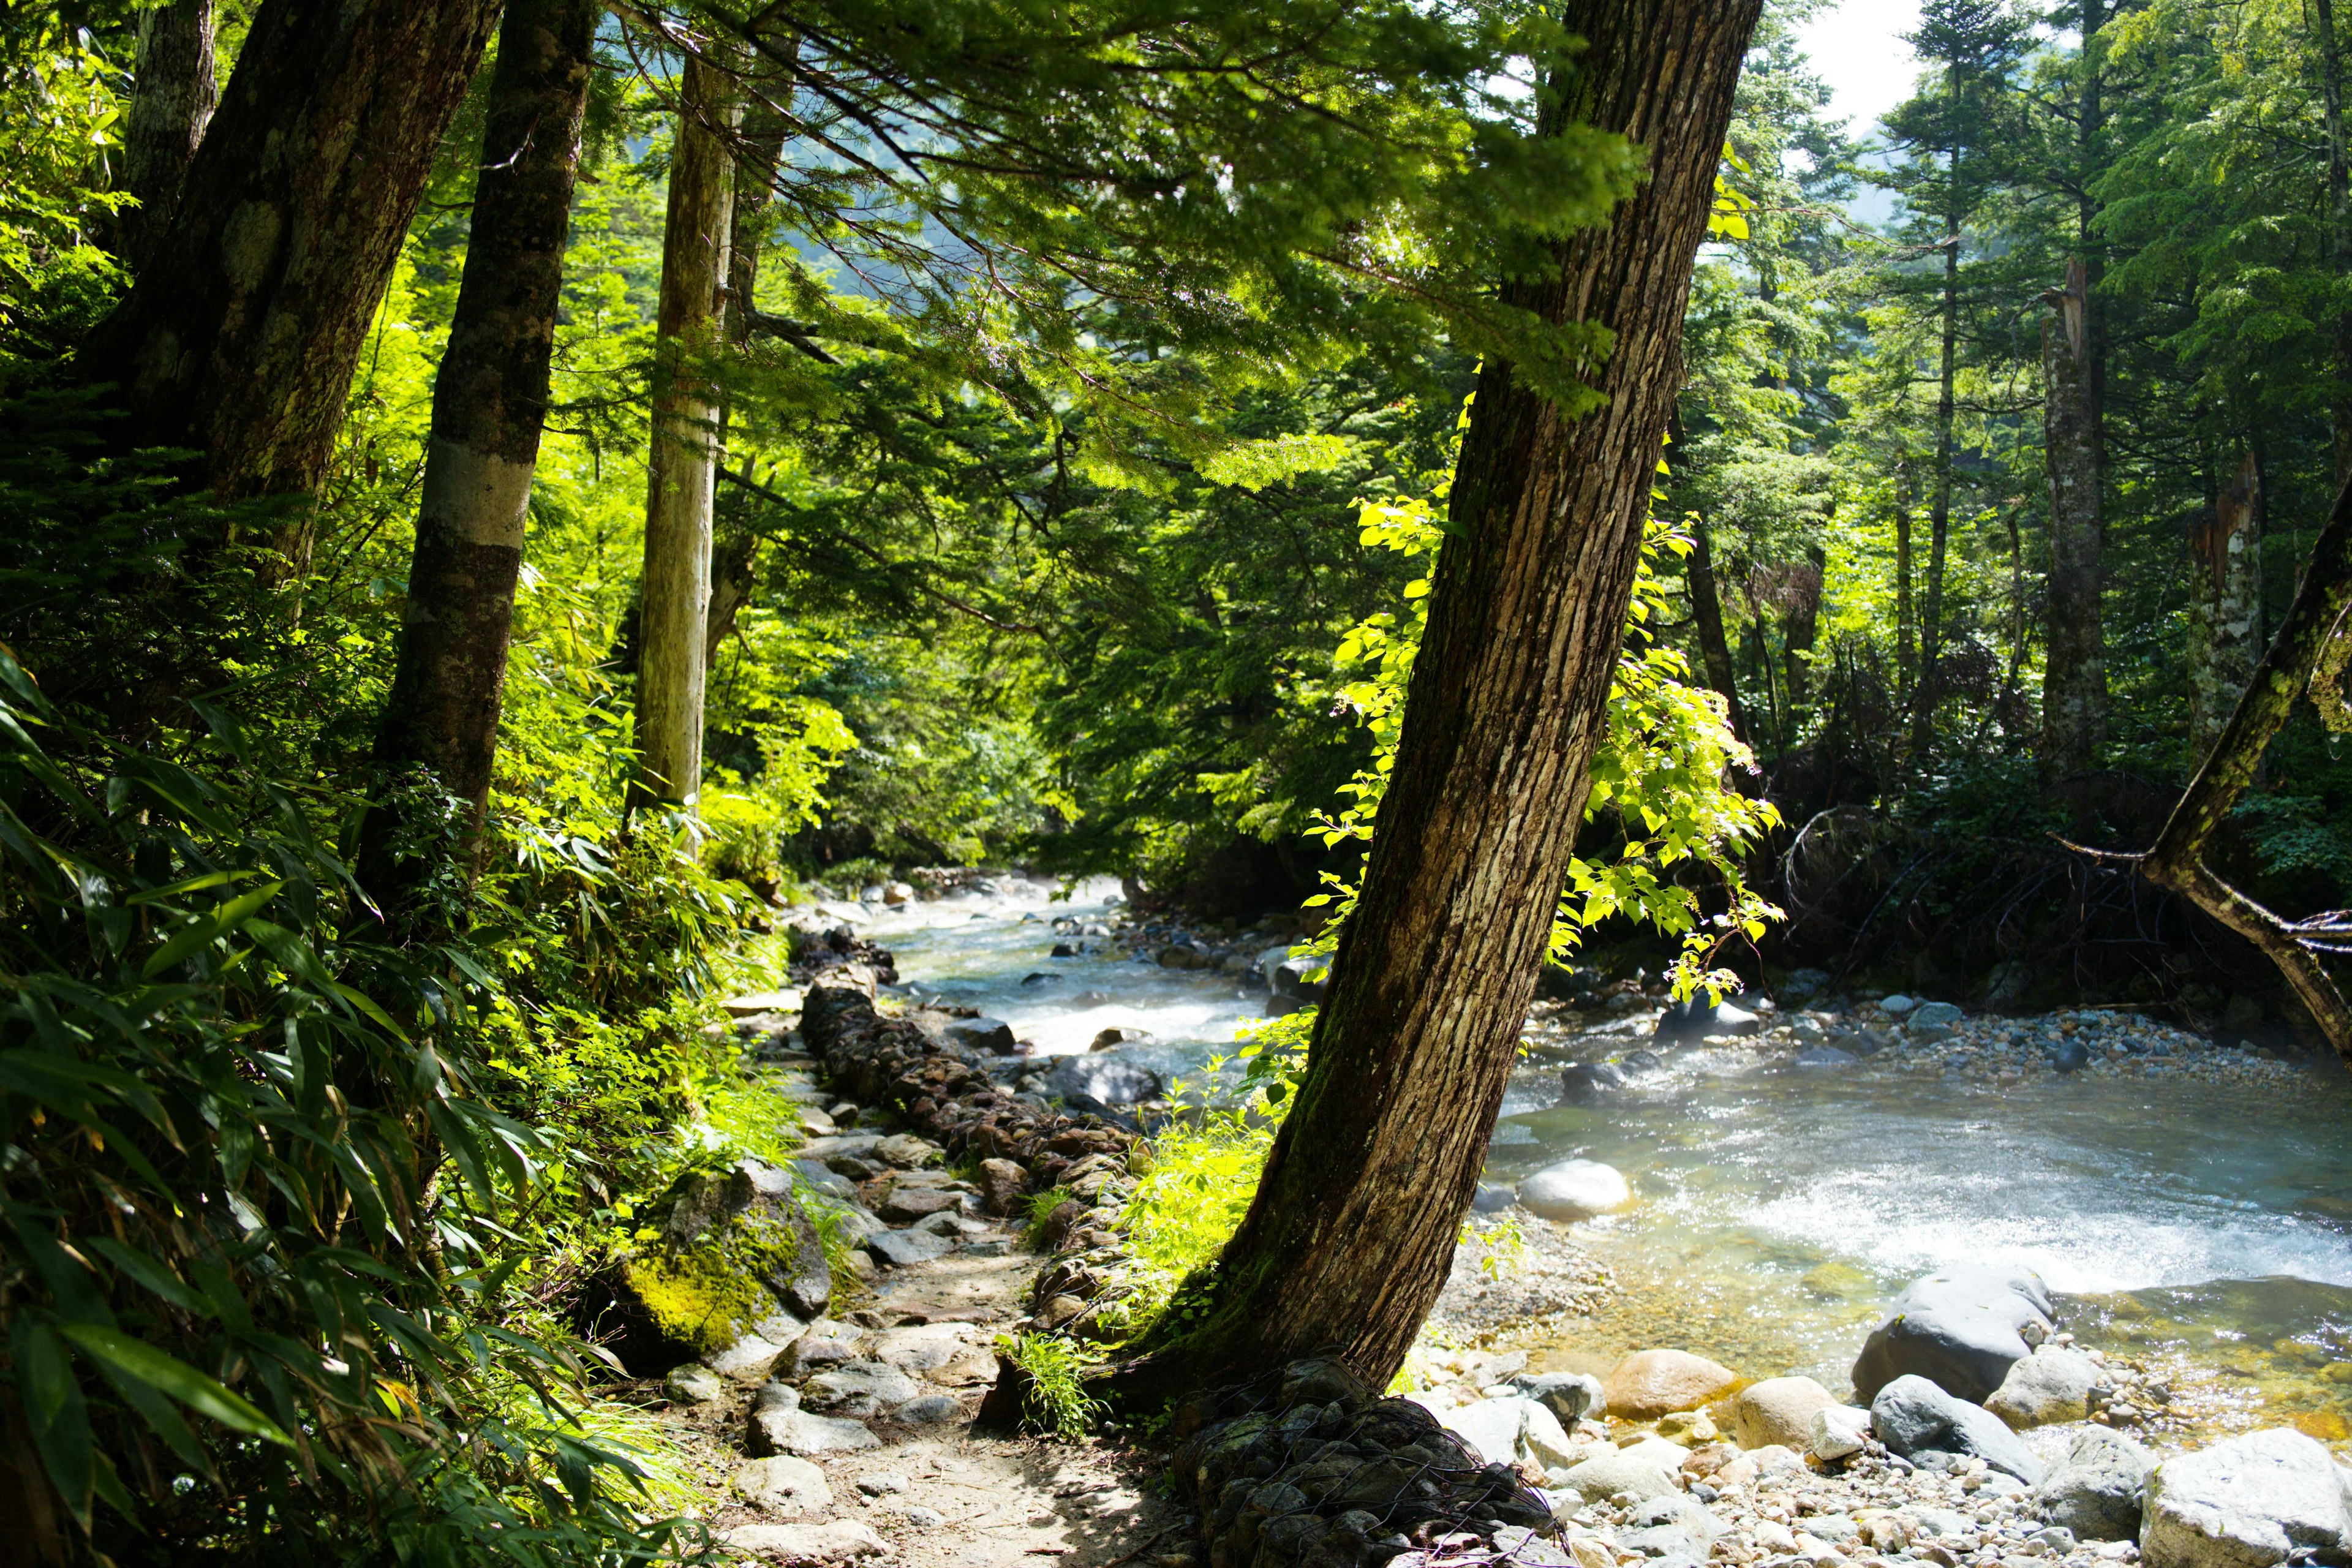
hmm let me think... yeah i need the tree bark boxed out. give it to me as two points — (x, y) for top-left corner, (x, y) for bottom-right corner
(2188, 454), (2263, 750)
(1915, 205), (1959, 743)
(2139, 479), (2352, 1060)
(2315, 0), (2352, 484)
(2041, 256), (2106, 777)
(363, 0), (598, 901)
(1116, 0), (1760, 1397)
(1896, 469), (1916, 695)
(1784, 541), (1825, 711)
(632, 52), (741, 810)
(79, 0), (502, 500)
(108, 0), (216, 276)
(1689, 521), (1749, 743)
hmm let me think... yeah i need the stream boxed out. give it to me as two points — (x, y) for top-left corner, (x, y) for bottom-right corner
(846, 878), (2352, 1446)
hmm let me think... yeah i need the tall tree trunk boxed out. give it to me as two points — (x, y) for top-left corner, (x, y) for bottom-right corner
(2041, 257), (2106, 777)
(1915, 206), (1959, 743)
(1115, 0), (1760, 1398)
(1896, 469), (1916, 696)
(2316, 0), (2352, 484)
(1784, 541), (1824, 711)
(362, 0), (598, 905)
(2188, 453), (2264, 750)
(632, 52), (740, 810)
(108, 0), (216, 276)
(1689, 521), (1749, 742)
(79, 0), (502, 501)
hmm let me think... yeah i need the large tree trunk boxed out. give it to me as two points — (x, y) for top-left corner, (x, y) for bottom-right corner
(2315, 0), (2352, 484)
(1896, 472), (1916, 696)
(1689, 521), (1749, 743)
(79, 0), (502, 501)
(2041, 257), (2106, 777)
(108, 0), (217, 276)
(1117, 0), (1760, 1397)
(631, 53), (740, 810)
(2188, 453), (2263, 750)
(362, 0), (598, 903)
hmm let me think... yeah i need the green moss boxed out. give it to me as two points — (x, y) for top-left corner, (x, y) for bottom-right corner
(622, 1199), (813, 1355)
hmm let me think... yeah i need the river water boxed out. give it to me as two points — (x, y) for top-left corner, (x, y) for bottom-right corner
(855, 880), (2352, 1444)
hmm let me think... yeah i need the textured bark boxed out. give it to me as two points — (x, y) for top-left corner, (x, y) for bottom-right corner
(2188, 454), (2263, 750)
(364, 0), (597, 898)
(1689, 522), (1749, 742)
(79, 0), (501, 500)
(2041, 257), (2106, 777)
(2316, 0), (2352, 484)
(2141, 481), (2352, 1061)
(1895, 475), (1916, 693)
(109, 0), (216, 276)
(632, 53), (740, 809)
(1120, 0), (1760, 1396)
(708, 79), (793, 664)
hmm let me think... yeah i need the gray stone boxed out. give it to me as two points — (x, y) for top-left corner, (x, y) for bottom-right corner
(1559, 1061), (1630, 1103)
(2143, 1428), (2352, 1568)
(747, 1382), (882, 1456)
(942, 1017), (1017, 1054)
(793, 1161), (859, 1200)
(731, 1454), (832, 1515)
(1882, 994), (1918, 1014)
(1558, 1436), (1688, 1504)
(1912, 1001), (1965, 1031)
(1811, 1404), (1871, 1463)
(665, 1362), (726, 1403)
(897, 1506), (946, 1529)
(1507, 1371), (1605, 1426)
(1043, 1054), (1166, 1107)
(872, 1133), (941, 1168)
(1852, 1264), (2057, 1404)
(718, 1521), (887, 1561)
(707, 1309), (809, 1383)
(894, 1393), (963, 1425)
(1619, 1493), (1727, 1557)
(1656, 995), (1762, 1041)
(1272, 956), (1327, 1002)
(1870, 1375), (2045, 1485)
(1732, 1377), (1836, 1450)
(1517, 1159), (1631, 1221)
(878, 1186), (961, 1222)
(802, 1361), (921, 1417)
(2030, 1428), (2152, 1541)
(1987, 1347), (2103, 1428)
(866, 1228), (954, 1267)
(856, 1473), (910, 1496)
(1793, 1046), (1859, 1069)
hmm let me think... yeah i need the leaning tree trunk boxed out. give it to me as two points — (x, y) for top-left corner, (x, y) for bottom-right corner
(1117, 0), (1761, 1398)
(2188, 454), (2263, 750)
(108, 0), (216, 276)
(1688, 521), (1750, 743)
(361, 0), (598, 908)
(2041, 256), (2106, 777)
(79, 0), (502, 502)
(632, 51), (741, 810)
(2136, 480), (2352, 1059)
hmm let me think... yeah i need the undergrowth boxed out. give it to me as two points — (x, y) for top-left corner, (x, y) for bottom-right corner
(995, 1332), (1107, 1440)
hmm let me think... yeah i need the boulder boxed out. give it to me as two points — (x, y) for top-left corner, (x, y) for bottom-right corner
(1811, 1405), (1871, 1463)
(977, 1157), (1028, 1216)
(780, 1321), (863, 1376)
(718, 1522), (887, 1562)
(1558, 1436), (1690, 1504)
(609, 1159), (830, 1378)
(747, 1382), (882, 1456)
(791, 1160), (858, 1200)
(867, 1229), (954, 1267)
(2031, 1428), (2152, 1542)
(1559, 1061), (1630, 1104)
(1732, 1377), (1837, 1451)
(1442, 1396), (1529, 1467)
(664, 1363), (725, 1404)
(2052, 1038), (2092, 1072)
(1509, 1371), (1605, 1426)
(2142, 1428), (2352, 1568)
(1912, 1001), (1965, 1031)
(1518, 1159), (1632, 1222)
(941, 1016), (1018, 1055)
(1473, 1183), (1517, 1213)
(1655, 995), (1763, 1041)
(802, 1361), (922, 1417)
(1869, 1375), (2044, 1485)
(1986, 1346), (2103, 1429)
(1603, 1349), (1740, 1418)
(1043, 1054), (1165, 1107)
(1272, 956), (1328, 1003)
(731, 1455), (832, 1515)
(1850, 1264), (2056, 1404)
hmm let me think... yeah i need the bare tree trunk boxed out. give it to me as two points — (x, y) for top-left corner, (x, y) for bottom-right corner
(80, 0), (502, 500)
(1113, 0), (1760, 1398)
(362, 0), (598, 905)
(1689, 525), (1749, 743)
(108, 0), (216, 276)
(632, 52), (740, 810)
(2315, 0), (2352, 484)
(2041, 257), (2106, 777)
(2139, 480), (2352, 1059)
(2188, 454), (2263, 750)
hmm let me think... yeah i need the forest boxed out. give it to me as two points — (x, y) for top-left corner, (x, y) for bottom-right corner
(9, 0), (2352, 1565)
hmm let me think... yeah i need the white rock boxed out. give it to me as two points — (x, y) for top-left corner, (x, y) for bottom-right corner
(1441, 1395), (1529, 1466)
(1812, 1404), (1872, 1463)
(730, 1455), (831, 1516)
(1558, 1435), (1688, 1503)
(708, 1310), (809, 1382)
(1520, 1398), (1578, 1471)
(2143, 1428), (2352, 1568)
(1986, 1347), (2102, 1429)
(1518, 1159), (1632, 1221)
(720, 1521), (886, 1561)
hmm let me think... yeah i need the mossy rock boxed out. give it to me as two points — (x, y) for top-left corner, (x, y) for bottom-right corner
(606, 1160), (833, 1376)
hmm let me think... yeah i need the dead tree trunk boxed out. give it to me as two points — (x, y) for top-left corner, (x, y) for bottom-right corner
(2188, 454), (2263, 750)
(2138, 482), (2352, 1058)
(1116, 0), (1760, 1397)
(2041, 257), (2106, 777)
(361, 0), (598, 905)
(80, 0), (502, 501)
(108, 0), (216, 276)
(631, 51), (740, 810)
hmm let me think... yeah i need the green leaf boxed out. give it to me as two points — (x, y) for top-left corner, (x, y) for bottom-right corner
(14, 1320), (93, 1529)
(140, 881), (282, 978)
(56, 1324), (295, 1447)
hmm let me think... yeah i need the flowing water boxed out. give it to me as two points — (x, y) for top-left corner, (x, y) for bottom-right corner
(858, 881), (2352, 1446)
